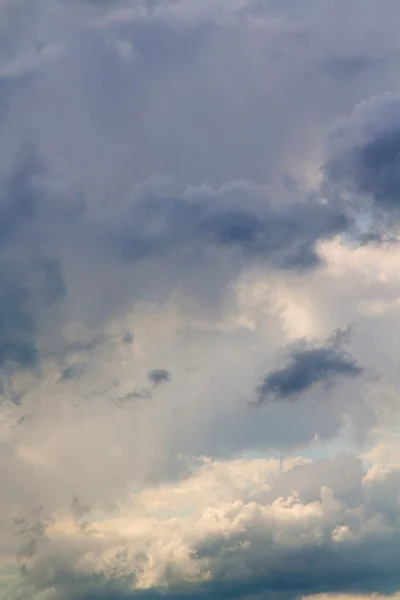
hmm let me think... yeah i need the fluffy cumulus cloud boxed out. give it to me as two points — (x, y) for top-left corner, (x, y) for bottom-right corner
(3, 1), (400, 599)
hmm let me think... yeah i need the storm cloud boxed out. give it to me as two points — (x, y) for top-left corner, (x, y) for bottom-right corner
(323, 94), (400, 226)
(2, 2), (400, 600)
(256, 336), (363, 403)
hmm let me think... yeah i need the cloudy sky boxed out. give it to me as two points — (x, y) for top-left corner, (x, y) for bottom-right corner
(3, 1), (400, 599)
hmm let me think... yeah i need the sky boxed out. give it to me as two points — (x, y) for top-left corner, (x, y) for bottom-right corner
(2, 1), (400, 599)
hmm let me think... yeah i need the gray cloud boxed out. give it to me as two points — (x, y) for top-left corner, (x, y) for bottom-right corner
(60, 362), (87, 382)
(113, 190), (350, 272)
(256, 333), (363, 403)
(0, 145), (68, 393)
(2, 2), (400, 600)
(0, 135), (352, 354)
(0, 259), (65, 377)
(323, 94), (400, 235)
(0, 142), (44, 241)
(4, 0), (399, 189)
(13, 511), (49, 572)
(61, 335), (106, 357)
(11, 454), (400, 600)
(115, 388), (152, 407)
(122, 331), (134, 344)
(326, 128), (400, 212)
(147, 369), (171, 386)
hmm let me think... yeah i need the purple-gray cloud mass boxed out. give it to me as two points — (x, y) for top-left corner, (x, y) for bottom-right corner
(2, 2), (400, 600)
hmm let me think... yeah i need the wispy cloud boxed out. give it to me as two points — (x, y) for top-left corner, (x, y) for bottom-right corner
(0, 45), (62, 80)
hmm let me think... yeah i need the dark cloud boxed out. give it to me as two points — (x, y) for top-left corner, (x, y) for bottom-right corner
(326, 128), (400, 212)
(323, 54), (384, 80)
(60, 362), (87, 382)
(115, 388), (152, 407)
(3, 3), (400, 600)
(116, 194), (350, 271)
(0, 258), (65, 379)
(202, 202), (349, 269)
(0, 139), (352, 345)
(256, 335), (362, 403)
(32, 257), (66, 307)
(0, 141), (85, 235)
(147, 369), (171, 386)
(0, 141), (44, 242)
(355, 129), (400, 209)
(322, 94), (400, 238)
(62, 335), (106, 357)
(0, 278), (38, 372)
(122, 331), (134, 344)
(13, 511), (49, 568)
(15, 505), (400, 600)
(189, 538), (400, 600)
(0, 144), (71, 397)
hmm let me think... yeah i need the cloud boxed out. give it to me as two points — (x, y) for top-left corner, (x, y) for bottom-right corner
(0, 144), (70, 399)
(0, 44), (62, 80)
(105, 179), (350, 275)
(122, 331), (134, 345)
(256, 331), (363, 403)
(0, 256), (66, 385)
(115, 389), (152, 407)
(147, 369), (171, 386)
(2, 1), (400, 600)
(0, 136), (351, 349)
(323, 93), (400, 224)
(9, 452), (400, 600)
(59, 362), (87, 382)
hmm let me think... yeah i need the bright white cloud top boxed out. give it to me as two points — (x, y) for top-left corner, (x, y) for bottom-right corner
(1, 1), (400, 599)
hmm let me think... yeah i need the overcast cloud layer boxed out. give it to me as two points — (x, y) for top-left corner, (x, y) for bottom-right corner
(2, 1), (400, 599)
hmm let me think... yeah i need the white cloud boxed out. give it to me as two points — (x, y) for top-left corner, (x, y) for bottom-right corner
(8, 450), (400, 599)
